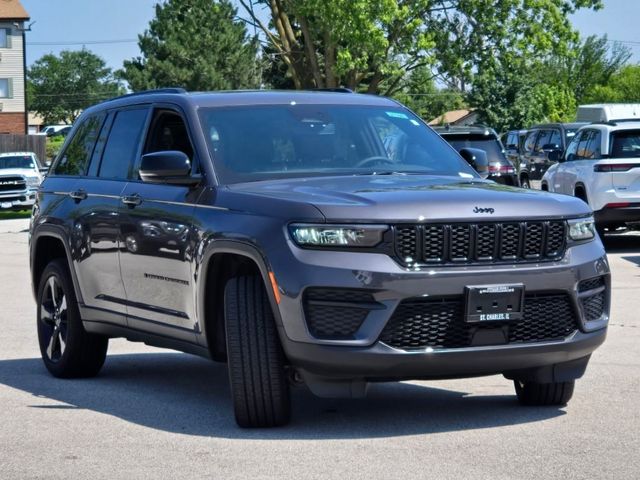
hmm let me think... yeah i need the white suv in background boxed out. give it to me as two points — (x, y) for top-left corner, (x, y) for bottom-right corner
(541, 120), (640, 234)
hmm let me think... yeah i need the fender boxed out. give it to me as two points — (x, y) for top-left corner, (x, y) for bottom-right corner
(194, 239), (284, 349)
(30, 223), (83, 304)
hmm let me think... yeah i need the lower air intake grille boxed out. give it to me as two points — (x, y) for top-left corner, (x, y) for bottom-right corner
(379, 294), (578, 350)
(303, 288), (375, 340)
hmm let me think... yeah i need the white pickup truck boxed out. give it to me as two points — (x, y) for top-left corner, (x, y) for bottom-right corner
(0, 152), (47, 211)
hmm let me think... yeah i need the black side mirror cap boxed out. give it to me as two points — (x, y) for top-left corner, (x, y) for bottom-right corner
(139, 151), (200, 185)
(459, 147), (489, 179)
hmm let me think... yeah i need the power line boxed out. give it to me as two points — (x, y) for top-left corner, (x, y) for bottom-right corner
(28, 39), (138, 46)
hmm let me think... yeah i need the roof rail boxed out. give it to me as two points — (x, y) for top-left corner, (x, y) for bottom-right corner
(312, 87), (354, 93)
(590, 118), (640, 126)
(106, 88), (187, 103)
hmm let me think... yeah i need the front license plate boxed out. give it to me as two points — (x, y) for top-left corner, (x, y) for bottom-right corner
(465, 284), (524, 323)
(1, 202), (12, 209)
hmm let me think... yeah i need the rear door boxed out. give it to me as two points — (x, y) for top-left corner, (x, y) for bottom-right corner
(55, 112), (129, 326)
(604, 129), (640, 197)
(118, 106), (202, 342)
(560, 129), (601, 200)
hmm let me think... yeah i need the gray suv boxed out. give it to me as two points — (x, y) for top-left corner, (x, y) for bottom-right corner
(30, 89), (609, 427)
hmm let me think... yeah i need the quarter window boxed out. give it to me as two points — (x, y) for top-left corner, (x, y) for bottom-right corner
(98, 108), (149, 179)
(53, 114), (106, 176)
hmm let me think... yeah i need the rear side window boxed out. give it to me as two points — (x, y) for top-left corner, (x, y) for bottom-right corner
(53, 114), (106, 176)
(610, 130), (640, 158)
(99, 107), (149, 179)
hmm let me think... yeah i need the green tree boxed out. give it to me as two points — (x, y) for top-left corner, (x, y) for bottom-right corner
(549, 35), (630, 104)
(241, 0), (601, 97)
(121, 0), (261, 91)
(393, 66), (465, 121)
(584, 64), (640, 103)
(28, 49), (122, 124)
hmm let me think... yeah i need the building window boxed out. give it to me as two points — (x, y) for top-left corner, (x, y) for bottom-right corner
(0, 29), (9, 49)
(0, 79), (13, 98)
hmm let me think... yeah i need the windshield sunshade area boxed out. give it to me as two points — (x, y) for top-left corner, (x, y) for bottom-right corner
(0, 155), (35, 170)
(199, 104), (477, 184)
(611, 130), (640, 158)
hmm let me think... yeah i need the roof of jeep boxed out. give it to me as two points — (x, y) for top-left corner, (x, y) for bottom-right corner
(85, 89), (400, 116)
(431, 125), (499, 137)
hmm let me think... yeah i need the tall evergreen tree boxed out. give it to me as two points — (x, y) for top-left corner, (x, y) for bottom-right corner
(121, 0), (261, 91)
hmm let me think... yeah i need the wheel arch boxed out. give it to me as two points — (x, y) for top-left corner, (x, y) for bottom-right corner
(574, 182), (589, 205)
(31, 225), (80, 303)
(196, 240), (281, 360)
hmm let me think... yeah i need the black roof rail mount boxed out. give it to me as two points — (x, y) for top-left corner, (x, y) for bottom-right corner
(107, 88), (187, 102)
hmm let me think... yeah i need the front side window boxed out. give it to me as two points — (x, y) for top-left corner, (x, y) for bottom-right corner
(98, 107), (149, 179)
(564, 131), (581, 161)
(576, 131), (595, 160)
(524, 131), (538, 153)
(610, 130), (640, 158)
(548, 130), (562, 149)
(54, 114), (106, 176)
(534, 130), (553, 152)
(199, 105), (477, 184)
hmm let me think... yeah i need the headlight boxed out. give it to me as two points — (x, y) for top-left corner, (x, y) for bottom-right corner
(289, 224), (387, 247)
(25, 176), (40, 187)
(568, 217), (595, 241)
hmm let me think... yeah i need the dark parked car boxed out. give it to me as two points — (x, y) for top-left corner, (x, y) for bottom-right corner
(30, 89), (609, 427)
(433, 125), (519, 186)
(519, 123), (586, 185)
(504, 129), (530, 187)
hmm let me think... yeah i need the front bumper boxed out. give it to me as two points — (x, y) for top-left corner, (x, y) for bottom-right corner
(0, 191), (36, 210)
(269, 239), (610, 381)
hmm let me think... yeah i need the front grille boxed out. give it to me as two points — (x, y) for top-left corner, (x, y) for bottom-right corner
(303, 288), (376, 339)
(0, 176), (26, 193)
(379, 294), (578, 350)
(393, 221), (567, 266)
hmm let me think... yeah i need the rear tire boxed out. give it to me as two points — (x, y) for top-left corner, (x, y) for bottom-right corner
(514, 380), (575, 406)
(225, 275), (291, 427)
(36, 259), (108, 378)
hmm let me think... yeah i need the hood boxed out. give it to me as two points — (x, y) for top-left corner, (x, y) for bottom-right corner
(0, 168), (39, 178)
(225, 175), (591, 222)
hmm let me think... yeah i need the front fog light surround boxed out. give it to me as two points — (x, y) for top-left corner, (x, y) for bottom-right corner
(290, 224), (387, 247)
(568, 217), (595, 241)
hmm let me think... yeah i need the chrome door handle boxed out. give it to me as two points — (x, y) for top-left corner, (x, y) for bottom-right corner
(69, 189), (87, 201)
(121, 194), (142, 207)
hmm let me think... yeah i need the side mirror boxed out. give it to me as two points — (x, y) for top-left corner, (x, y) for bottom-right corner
(459, 147), (489, 179)
(548, 150), (564, 163)
(39, 167), (50, 175)
(139, 151), (199, 185)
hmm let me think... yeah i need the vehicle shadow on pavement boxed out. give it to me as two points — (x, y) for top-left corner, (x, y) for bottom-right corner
(0, 352), (566, 438)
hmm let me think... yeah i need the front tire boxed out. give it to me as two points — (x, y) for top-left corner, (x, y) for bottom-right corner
(521, 177), (531, 189)
(514, 380), (575, 406)
(224, 275), (291, 427)
(37, 259), (108, 378)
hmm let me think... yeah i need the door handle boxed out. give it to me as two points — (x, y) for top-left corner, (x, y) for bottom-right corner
(69, 189), (87, 201)
(122, 194), (142, 207)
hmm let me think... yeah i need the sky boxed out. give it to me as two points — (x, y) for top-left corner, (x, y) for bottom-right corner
(19, 0), (640, 73)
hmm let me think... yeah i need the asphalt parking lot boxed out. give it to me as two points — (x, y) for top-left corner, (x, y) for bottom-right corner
(0, 218), (638, 480)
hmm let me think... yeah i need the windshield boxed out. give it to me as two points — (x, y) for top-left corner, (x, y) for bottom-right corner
(0, 155), (36, 170)
(199, 105), (477, 184)
(440, 135), (507, 164)
(611, 130), (640, 158)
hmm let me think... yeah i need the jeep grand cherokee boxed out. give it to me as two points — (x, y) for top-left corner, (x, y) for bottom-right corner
(30, 89), (609, 427)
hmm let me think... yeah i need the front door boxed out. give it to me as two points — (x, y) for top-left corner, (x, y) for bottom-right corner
(118, 108), (201, 341)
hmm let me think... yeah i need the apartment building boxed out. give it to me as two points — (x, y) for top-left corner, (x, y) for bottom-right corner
(0, 0), (29, 134)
